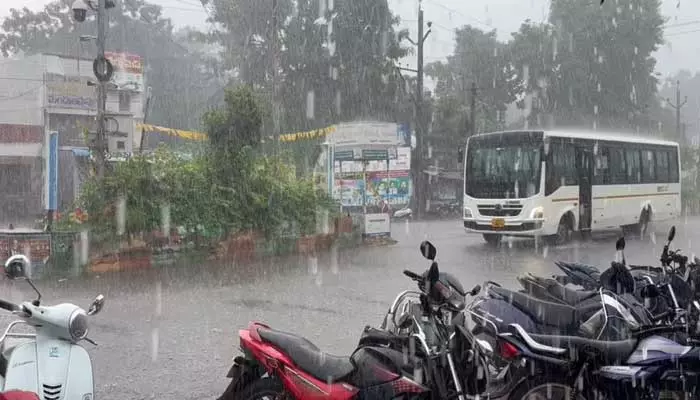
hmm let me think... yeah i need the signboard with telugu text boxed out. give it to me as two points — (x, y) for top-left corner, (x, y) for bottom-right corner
(45, 73), (96, 110)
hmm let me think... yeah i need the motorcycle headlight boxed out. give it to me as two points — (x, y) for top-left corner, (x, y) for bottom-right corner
(68, 309), (89, 341)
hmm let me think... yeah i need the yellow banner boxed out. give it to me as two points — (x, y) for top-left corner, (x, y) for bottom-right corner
(138, 123), (336, 143)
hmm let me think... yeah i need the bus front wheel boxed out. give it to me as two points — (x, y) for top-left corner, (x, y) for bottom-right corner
(483, 234), (502, 246)
(549, 216), (573, 246)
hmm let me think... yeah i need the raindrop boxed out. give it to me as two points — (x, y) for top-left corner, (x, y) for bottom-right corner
(552, 36), (558, 60)
(116, 195), (126, 236)
(150, 327), (159, 362)
(306, 90), (315, 120)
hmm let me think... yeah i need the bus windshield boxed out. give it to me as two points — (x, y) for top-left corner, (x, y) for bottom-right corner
(465, 132), (543, 199)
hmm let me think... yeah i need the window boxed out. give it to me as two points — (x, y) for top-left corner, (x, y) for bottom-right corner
(608, 146), (627, 184)
(625, 149), (641, 184)
(545, 142), (577, 195)
(594, 148), (610, 185)
(119, 92), (131, 112)
(656, 150), (669, 183)
(669, 150), (679, 183)
(641, 150), (655, 183)
(116, 140), (125, 150)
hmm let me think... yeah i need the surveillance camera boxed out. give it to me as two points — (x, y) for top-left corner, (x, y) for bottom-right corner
(72, 0), (89, 22)
(427, 21), (433, 28)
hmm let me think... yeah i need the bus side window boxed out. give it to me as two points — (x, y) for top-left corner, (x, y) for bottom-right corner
(669, 150), (679, 183)
(545, 142), (576, 195)
(625, 149), (641, 184)
(609, 147), (627, 185)
(594, 148), (610, 185)
(656, 150), (670, 183)
(641, 150), (656, 183)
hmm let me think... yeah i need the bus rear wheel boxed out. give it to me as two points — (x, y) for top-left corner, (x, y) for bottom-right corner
(483, 234), (502, 247)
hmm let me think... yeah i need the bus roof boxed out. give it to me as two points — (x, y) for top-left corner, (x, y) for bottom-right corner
(470, 130), (679, 147)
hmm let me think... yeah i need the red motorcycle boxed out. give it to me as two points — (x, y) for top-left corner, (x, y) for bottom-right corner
(0, 392), (39, 400)
(218, 241), (486, 400)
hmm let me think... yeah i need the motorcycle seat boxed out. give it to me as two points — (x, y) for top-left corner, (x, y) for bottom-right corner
(489, 286), (578, 328)
(258, 328), (355, 382)
(549, 282), (598, 305)
(559, 261), (600, 277)
(527, 333), (637, 365)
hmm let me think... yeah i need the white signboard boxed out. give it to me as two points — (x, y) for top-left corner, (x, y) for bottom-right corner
(364, 213), (390, 236)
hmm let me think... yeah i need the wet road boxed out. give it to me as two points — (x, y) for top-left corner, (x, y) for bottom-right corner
(5, 217), (699, 399)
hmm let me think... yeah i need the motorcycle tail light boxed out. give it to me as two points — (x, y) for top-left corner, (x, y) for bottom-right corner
(498, 340), (521, 360)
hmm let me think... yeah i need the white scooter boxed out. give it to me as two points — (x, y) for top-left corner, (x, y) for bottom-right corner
(0, 254), (105, 400)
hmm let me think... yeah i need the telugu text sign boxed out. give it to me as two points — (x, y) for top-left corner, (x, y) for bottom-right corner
(45, 74), (96, 110)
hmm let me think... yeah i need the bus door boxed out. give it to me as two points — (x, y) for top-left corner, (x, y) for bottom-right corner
(576, 146), (594, 232)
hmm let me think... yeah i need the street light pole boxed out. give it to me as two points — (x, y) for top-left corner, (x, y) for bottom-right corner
(414, 1), (431, 219)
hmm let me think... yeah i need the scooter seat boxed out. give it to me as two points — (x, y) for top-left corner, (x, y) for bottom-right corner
(489, 286), (578, 328)
(549, 282), (598, 305)
(258, 328), (355, 382)
(526, 333), (637, 365)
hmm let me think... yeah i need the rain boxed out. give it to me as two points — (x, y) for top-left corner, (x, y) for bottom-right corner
(0, 0), (698, 399)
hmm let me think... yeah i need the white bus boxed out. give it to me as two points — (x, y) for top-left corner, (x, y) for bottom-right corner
(461, 130), (681, 245)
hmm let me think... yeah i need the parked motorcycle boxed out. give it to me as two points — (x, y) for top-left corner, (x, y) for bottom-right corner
(0, 254), (105, 400)
(497, 319), (696, 399)
(218, 241), (486, 400)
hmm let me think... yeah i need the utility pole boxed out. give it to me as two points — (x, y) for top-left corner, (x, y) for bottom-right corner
(271, 0), (280, 153)
(469, 82), (477, 136)
(95, 0), (108, 178)
(414, 0), (431, 219)
(667, 80), (688, 142)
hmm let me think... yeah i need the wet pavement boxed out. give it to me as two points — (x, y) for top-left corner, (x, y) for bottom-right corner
(3, 217), (699, 399)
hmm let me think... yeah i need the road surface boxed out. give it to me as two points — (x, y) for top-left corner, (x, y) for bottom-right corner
(3, 217), (697, 399)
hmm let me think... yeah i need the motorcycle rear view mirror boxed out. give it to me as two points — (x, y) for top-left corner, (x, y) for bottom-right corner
(420, 241), (437, 260)
(640, 285), (660, 299)
(4, 255), (29, 280)
(87, 294), (105, 316)
(668, 226), (676, 243)
(615, 237), (626, 251)
(469, 285), (481, 296)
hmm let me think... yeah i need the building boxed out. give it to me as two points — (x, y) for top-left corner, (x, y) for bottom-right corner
(0, 53), (145, 225)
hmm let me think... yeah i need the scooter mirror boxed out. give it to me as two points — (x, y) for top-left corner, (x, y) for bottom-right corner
(640, 285), (660, 299)
(87, 294), (105, 316)
(419, 241), (437, 260)
(469, 285), (481, 296)
(4, 255), (29, 280)
(615, 237), (626, 251)
(668, 226), (676, 243)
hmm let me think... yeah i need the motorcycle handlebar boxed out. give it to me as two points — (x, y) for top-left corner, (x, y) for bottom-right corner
(403, 270), (422, 281)
(0, 299), (19, 313)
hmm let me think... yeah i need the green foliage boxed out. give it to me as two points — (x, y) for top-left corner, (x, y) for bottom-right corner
(203, 86), (265, 154)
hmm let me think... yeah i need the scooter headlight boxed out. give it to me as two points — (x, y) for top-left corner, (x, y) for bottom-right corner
(68, 309), (89, 341)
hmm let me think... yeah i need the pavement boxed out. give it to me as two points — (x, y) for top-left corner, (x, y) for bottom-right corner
(3, 217), (699, 399)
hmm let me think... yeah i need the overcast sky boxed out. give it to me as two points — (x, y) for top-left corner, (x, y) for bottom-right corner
(2, 0), (698, 79)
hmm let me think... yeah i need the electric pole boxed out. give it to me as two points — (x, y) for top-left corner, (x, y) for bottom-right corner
(95, 0), (107, 178)
(667, 80), (688, 142)
(469, 82), (477, 136)
(414, 0), (431, 219)
(271, 0), (280, 153)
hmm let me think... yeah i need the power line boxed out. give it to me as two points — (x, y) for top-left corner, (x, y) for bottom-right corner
(666, 28), (700, 37)
(421, 0), (491, 29)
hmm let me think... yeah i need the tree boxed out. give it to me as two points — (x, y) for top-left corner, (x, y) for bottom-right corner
(203, 85), (264, 154)
(0, 0), (221, 130)
(544, 0), (665, 129)
(426, 25), (517, 135)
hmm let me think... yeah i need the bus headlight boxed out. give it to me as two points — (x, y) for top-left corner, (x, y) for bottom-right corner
(464, 207), (473, 218)
(531, 207), (544, 220)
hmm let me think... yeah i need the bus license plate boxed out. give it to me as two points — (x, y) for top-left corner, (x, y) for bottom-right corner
(491, 218), (505, 229)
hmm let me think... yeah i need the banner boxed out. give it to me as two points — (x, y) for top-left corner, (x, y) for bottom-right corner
(365, 170), (411, 206)
(333, 179), (365, 207)
(105, 52), (144, 92)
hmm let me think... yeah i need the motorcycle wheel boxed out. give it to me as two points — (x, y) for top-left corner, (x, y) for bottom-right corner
(509, 375), (587, 400)
(220, 377), (287, 400)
